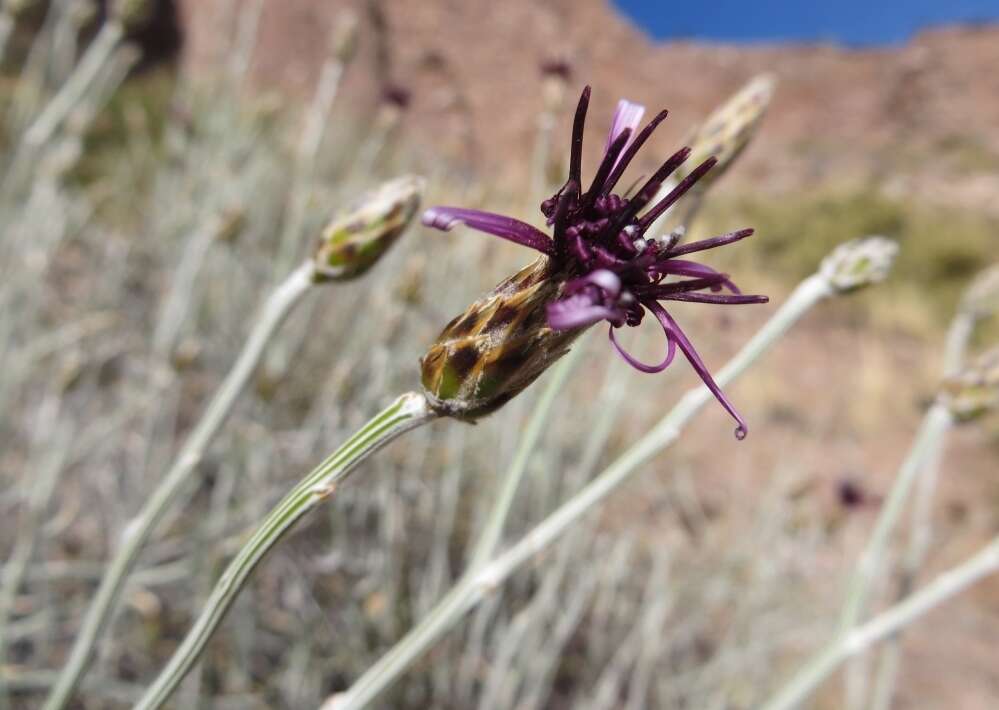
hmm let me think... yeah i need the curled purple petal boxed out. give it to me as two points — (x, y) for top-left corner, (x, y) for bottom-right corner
(548, 295), (624, 330)
(605, 100), (646, 160)
(651, 302), (748, 439)
(607, 318), (677, 373)
(422, 207), (554, 255)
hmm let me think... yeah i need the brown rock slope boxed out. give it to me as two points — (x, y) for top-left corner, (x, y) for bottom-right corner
(177, 0), (999, 211)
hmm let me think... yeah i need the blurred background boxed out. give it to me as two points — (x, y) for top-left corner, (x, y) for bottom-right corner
(2, 0), (998, 708)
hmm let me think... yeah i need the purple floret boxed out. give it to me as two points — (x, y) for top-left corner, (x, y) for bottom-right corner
(421, 86), (768, 439)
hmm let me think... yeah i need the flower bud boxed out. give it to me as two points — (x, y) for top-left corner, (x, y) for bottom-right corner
(312, 175), (424, 282)
(819, 236), (898, 293)
(940, 347), (999, 422)
(420, 257), (580, 420)
(677, 73), (776, 190)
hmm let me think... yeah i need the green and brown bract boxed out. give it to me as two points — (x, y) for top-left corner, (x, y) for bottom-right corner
(312, 175), (424, 282)
(421, 257), (579, 420)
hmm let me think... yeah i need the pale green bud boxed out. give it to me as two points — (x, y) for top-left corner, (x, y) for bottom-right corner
(312, 175), (425, 282)
(820, 236), (899, 293)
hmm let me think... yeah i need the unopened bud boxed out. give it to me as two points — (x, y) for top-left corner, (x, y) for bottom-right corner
(420, 257), (580, 421)
(677, 73), (776, 190)
(940, 347), (999, 422)
(312, 175), (424, 282)
(820, 236), (898, 293)
(331, 10), (360, 64)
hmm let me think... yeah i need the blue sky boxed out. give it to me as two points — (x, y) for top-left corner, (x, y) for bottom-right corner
(612, 0), (999, 45)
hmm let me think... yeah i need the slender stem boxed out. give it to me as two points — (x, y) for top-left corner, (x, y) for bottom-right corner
(761, 535), (999, 710)
(469, 341), (587, 570)
(836, 404), (954, 636)
(334, 273), (835, 709)
(42, 262), (316, 710)
(867, 307), (976, 710)
(136, 392), (435, 710)
(0, 403), (71, 709)
(23, 21), (124, 149)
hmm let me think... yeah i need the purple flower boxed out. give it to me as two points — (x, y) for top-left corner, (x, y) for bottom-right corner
(421, 87), (767, 438)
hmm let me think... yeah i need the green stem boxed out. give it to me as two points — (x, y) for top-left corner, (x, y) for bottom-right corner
(42, 262), (315, 710)
(136, 392), (435, 710)
(335, 273), (835, 709)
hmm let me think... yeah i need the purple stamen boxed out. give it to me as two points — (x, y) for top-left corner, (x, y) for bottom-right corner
(568, 86), (591, 190)
(659, 260), (741, 293)
(667, 228), (755, 257)
(637, 156), (718, 232)
(583, 129), (633, 207)
(658, 292), (770, 305)
(609, 147), (692, 233)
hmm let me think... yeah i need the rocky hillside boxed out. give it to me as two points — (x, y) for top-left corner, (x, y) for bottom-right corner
(176, 0), (999, 212)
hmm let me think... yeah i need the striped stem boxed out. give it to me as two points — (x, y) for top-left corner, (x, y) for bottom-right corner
(135, 393), (436, 710)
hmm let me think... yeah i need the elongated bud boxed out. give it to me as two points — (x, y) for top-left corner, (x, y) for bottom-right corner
(960, 265), (999, 320)
(677, 73), (776, 190)
(820, 236), (898, 293)
(331, 10), (360, 64)
(940, 347), (999, 422)
(312, 175), (424, 282)
(421, 257), (580, 420)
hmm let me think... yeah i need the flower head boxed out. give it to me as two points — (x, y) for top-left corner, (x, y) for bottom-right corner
(422, 87), (767, 436)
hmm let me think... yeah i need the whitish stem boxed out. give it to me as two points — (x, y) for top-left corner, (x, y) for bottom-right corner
(761, 534), (999, 710)
(152, 217), (226, 359)
(469, 340), (588, 569)
(135, 393), (435, 710)
(837, 404), (955, 636)
(23, 21), (124, 149)
(867, 308), (976, 710)
(0, 402), (71, 708)
(42, 262), (316, 710)
(837, 403), (955, 710)
(333, 273), (835, 709)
